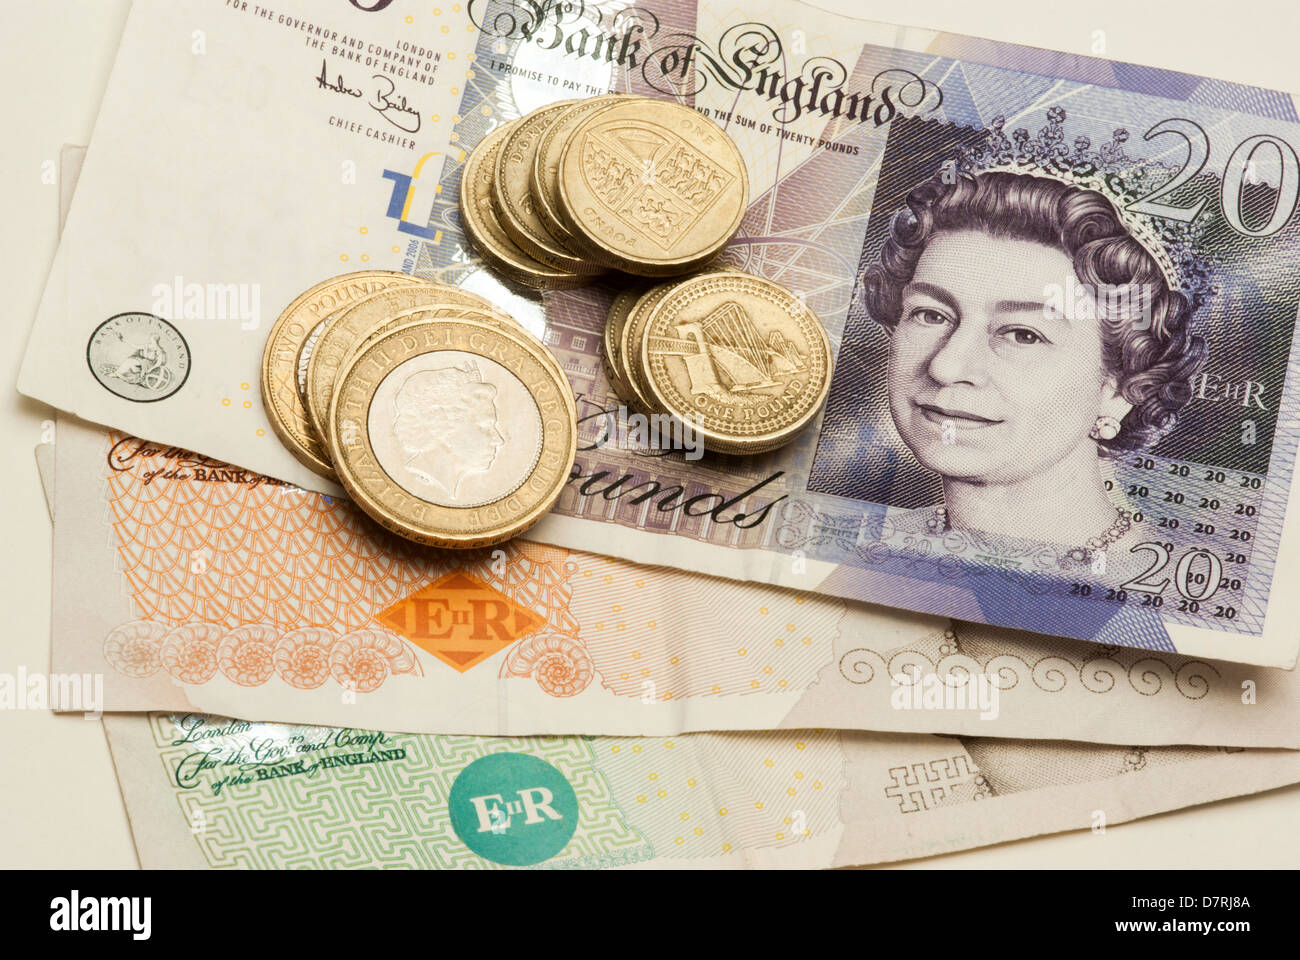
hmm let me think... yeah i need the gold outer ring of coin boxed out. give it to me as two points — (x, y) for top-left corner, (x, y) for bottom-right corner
(556, 98), (749, 277)
(602, 284), (648, 406)
(638, 272), (833, 455)
(619, 281), (675, 411)
(304, 283), (495, 440)
(460, 120), (587, 291)
(531, 94), (635, 251)
(261, 270), (420, 479)
(356, 303), (571, 390)
(327, 317), (578, 548)
(493, 100), (602, 275)
(620, 267), (738, 411)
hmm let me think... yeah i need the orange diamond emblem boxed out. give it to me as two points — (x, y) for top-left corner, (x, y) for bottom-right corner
(374, 571), (545, 673)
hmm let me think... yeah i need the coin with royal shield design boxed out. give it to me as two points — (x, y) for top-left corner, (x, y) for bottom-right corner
(557, 99), (748, 276)
(460, 120), (584, 291)
(493, 100), (601, 275)
(531, 94), (633, 252)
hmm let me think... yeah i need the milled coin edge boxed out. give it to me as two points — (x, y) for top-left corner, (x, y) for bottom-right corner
(261, 270), (416, 479)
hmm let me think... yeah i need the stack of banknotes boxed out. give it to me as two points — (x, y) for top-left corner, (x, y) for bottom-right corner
(18, 0), (1300, 869)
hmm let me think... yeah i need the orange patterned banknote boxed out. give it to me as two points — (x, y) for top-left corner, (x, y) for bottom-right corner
(50, 417), (1300, 745)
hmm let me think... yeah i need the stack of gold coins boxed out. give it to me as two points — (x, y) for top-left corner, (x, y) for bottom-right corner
(604, 271), (834, 455)
(460, 95), (833, 454)
(261, 271), (577, 548)
(461, 94), (749, 284)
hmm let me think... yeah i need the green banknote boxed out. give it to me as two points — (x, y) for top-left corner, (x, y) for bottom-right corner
(103, 712), (1300, 868)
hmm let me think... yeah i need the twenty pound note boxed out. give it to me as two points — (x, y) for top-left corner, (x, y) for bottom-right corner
(500, 0), (1300, 666)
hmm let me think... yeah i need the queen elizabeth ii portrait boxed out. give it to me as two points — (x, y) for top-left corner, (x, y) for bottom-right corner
(862, 169), (1206, 563)
(391, 361), (506, 503)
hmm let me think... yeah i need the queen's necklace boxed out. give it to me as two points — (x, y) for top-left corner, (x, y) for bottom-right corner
(926, 505), (1133, 564)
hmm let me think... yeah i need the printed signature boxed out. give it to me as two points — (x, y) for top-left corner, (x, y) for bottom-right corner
(316, 60), (422, 133)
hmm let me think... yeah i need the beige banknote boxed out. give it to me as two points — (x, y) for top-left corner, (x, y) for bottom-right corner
(29, 145), (86, 520)
(101, 711), (1300, 869)
(17, 0), (491, 495)
(47, 416), (1298, 745)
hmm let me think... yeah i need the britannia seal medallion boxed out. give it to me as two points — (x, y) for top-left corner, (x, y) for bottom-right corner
(86, 312), (191, 402)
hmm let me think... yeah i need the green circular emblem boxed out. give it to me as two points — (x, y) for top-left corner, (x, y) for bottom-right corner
(448, 752), (579, 866)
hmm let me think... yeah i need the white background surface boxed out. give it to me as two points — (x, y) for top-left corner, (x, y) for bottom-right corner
(2, 0), (1298, 869)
